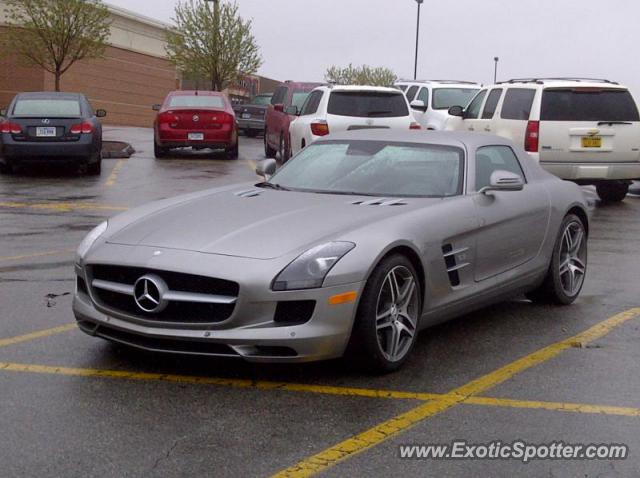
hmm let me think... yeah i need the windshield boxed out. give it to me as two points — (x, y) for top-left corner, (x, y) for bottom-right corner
(291, 92), (311, 110)
(327, 91), (409, 117)
(432, 88), (480, 110)
(267, 140), (464, 198)
(168, 96), (225, 109)
(541, 88), (640, 121)
(13, 99), (81, 117)
(251, 95), (272, 105)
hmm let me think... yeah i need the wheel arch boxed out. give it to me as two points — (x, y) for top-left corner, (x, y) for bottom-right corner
(566, 204), (589, 236)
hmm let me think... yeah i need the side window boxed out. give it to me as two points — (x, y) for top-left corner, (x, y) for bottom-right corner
(271, 86), (288, 105)
(465, 90), (487, 119)
(500, 88), (536, 120)
(406, 85), (419, 102)
(416, 87), (429, 104)
(481, 89), (502, 119)
(475, 145), (526, 191)
(300, 91), (323, 116)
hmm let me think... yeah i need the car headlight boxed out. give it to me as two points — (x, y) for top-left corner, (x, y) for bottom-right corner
(76, 221), (107, 261)
(272, 241), (355, 291)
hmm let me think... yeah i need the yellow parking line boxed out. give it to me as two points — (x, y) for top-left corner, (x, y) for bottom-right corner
(104, 158), (126, 187)
(0, 323), (77, 349)
(0, 201), (128, 212)
(466, 396), (640, 417)
(272, 307), (640, 478)
(0, 249), (74, 263)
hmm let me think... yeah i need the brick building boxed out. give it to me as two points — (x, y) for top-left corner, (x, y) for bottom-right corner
(0, 2), (278, 127)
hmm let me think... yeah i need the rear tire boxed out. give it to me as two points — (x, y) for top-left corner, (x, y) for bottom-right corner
(347, 254), (422, 373)
(279, 134), (290, 163)
(264, 130), (277, 159)
(596, 181), (629, 203)
(0, 162), (13, 174)
(87, 154), (102, 176)
(154, 141), (168, 159)
(226, 142), (239, 160)
(526, 214), (587, 305)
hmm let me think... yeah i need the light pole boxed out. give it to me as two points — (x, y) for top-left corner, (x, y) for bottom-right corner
(493, 56), (499, 83)
(414, 0), (424, 80)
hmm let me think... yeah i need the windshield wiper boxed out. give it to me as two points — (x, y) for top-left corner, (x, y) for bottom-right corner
(257, 182), (290, 191)
(597, 121), (632, 125)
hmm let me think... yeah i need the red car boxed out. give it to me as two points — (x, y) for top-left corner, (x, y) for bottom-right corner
(264, 81), (322, 162)
(153, 91), (238, 159)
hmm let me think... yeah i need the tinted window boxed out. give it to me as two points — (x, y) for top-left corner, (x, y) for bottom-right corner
(501, 88), (536, 120)
(481, 89), (503, 119)
(475, 145), (525, 191)
(465, 90), (487, 119)
(432, 88), (480, 110)
(271, 86), (288, 105)
(291, 91), (311, 110)
(251, 95), (272, 105)
(300, 90), (323, 116)
(416, 87), (429, 103)
(397, 84), (408, 92)
(168, 96), (225, 108)
(327, 91), (409, 117)
(541, 88), (640, 121)
(13, 99), (81, 117)
(406, 85), (419, 101)
(269, 141), (464, 197)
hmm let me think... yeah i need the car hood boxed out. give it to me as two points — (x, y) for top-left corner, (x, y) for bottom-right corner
(106, 185), (432, 259)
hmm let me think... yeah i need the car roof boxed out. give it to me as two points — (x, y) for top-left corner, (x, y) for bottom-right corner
(169, 90), (225, 96)
(15, 92), (83, 100)
(314, 129), (515, 150)
(395, 80), (481, 87)
(319, 85), (404, 93)
(495, 78), (629, 89)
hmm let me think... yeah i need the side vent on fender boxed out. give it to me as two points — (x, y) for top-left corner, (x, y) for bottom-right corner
(350, 198), (407, 206)
(442, 244), (470, 287)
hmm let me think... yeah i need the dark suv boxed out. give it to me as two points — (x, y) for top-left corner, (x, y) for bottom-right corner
(264, 81), (322, 162)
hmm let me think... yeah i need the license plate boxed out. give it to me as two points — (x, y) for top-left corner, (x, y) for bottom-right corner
(188, 132), (204, 141)
(581, 136), (602, 148)
(242, 113), (251, 119)
(36, 127), (56, 137)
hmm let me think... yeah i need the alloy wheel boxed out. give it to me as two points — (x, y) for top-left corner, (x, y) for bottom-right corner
(558, 221), (587, 297)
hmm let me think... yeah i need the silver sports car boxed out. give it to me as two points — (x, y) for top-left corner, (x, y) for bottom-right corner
(73, 130), (589, 372)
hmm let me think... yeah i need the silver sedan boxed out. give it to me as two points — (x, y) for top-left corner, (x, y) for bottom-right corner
(73, 130), (589, 372)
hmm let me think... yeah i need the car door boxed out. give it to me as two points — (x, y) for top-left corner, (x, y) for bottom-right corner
(290, 90), (324, 154)
(459, 89), (488, 132)
(472, 145), (550, 281)
(478, 88), (503, 134)
(267, 85), (288, 147)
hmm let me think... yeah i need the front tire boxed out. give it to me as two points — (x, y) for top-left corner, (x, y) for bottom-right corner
(527, 214), (587, 305)
(596, 181), (629, 203)
(347, 254), (422, 373)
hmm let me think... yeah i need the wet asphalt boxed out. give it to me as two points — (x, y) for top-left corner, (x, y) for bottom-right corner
(0, 127), (639, 477)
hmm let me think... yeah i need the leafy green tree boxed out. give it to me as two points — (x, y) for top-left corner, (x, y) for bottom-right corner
(166, 0), (262, 91)
(3, 0), (111, 92)
(325, 64), (398, 87)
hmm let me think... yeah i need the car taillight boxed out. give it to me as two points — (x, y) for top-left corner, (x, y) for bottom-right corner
(1, 121), (22, 134)
(525, 120), (539, 152)
(311, 121), (329, 136)
(410, 122), (422, 130)
(70, 122), (93, 134)
(158, 112), (179, 128)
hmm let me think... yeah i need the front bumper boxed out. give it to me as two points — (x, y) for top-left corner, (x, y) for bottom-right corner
(539, 161), (640, 181)
(72, 245), (364, 363)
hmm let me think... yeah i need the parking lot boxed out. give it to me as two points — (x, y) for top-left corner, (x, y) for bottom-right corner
(1, 127), (639, 477)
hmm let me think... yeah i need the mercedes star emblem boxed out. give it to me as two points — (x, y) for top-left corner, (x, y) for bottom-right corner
(133, 274), (168, 313)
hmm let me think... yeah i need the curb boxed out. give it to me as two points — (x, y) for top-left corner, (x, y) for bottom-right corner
(101, 141), (135, 159)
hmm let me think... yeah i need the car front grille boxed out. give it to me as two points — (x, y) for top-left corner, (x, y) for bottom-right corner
(87, 265), (239, 325)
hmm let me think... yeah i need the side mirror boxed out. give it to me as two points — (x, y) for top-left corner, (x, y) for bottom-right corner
(448, 105), (464, 117)
(479, 170), (524, 194)
(273, 103), (284, 113)
(152, 104), (161, 111)
(95, 109), (107, 118)
(410, 99), (427, 112)
(285, 105), (299, 116)
(256, 158), (277, 179)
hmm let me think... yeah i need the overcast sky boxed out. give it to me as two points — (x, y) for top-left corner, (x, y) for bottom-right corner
(106, 0), (640, 95)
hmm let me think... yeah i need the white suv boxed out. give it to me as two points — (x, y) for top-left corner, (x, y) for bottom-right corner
(288, 85), (420, 156)
(395, 80), (481, 130)
(446, 78), (640, 202)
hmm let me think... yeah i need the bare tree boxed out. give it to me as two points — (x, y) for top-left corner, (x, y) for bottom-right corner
(325, 64), (398, 87)
(166, 0), (262, 92)
(3, 0), (111, 92)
